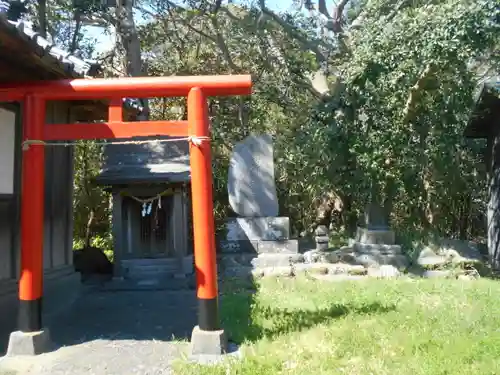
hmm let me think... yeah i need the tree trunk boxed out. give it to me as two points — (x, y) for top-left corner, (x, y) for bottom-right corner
(70, 12), (83, 53)
(37, 0), (47, 38)
(84, 209), (95, 248)
(458, 195), (470, 240)
(383, 178), (396, 227)
(115, 0), (149, 118)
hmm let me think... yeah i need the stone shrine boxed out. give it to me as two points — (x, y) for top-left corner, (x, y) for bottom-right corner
(342, 202), (407, 270)
(356, 201), (396, 245)
(218, 134), (301, 277)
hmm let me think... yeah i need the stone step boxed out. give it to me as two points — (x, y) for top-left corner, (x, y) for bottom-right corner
(352, 243), (402, 254)
(98, 276), (196, 291)
(125, 269), (178, 278)
(121, 259), (183, 280)
(121, 258), (181, 267)
(303, 248), (409, 270)
(250, 253), (304, 268)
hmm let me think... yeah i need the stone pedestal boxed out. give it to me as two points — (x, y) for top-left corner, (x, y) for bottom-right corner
(6, 329), (52, 356)
(218, 217), (302, 277)
(190, 325), (228, 356)
(337, 226), (408, 270)
(356, 227), (395, 245)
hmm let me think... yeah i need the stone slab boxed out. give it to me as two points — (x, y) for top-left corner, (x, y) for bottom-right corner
(218, 240), (259, 254)
(364, 202), (389, 230)
(258, 240), (299, 254)
(225, 217), (290, 241)
(227, 134), (279, 216)
(190, 325), (228, 356)
(6, 330), (52, 356)
(356, 227), (395, 245)
(353, 243), (402, 255)
(218, 239), (298, 254)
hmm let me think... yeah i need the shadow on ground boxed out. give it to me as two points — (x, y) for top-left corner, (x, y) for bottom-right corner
(46, 289), (198, 348)
(219, 277), (396, 345)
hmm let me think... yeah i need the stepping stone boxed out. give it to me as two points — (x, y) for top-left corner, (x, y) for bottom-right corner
(137, 279), (160, 286)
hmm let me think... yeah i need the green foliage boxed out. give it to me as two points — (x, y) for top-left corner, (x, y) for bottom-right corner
(39, 0), (500, 246)
(73, 233), (113, 251)
(72, 141), (111, 248)
(297, 0), (499, 238)
(73, 234), (114, 262)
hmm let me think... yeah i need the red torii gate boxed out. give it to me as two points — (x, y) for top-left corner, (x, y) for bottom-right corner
(0, 75), (252, 355)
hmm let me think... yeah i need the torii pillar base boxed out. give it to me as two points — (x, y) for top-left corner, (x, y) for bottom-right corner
(6, 329), (52, 356)
(190, 325), (228, 356)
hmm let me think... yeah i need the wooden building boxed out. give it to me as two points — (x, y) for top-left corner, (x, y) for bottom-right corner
(0, 14), (104, 352)
(96, 138), (193, 279)
(465, 76), (500, 269)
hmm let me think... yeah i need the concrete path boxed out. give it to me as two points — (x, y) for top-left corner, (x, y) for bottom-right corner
(0, 289), (198, 375)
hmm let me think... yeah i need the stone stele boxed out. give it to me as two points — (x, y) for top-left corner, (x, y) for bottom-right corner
(227, 134), (279, 217)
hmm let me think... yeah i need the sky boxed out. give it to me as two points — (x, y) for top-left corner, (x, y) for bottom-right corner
(84, 0), (296, 57)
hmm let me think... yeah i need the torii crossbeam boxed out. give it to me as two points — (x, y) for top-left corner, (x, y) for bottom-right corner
(0, 75), (252, 356)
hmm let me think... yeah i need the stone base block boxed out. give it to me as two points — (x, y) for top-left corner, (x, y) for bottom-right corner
(218, 239), (299, 254)
(218, 253), (256, 268)
(190, 325), (228, 356)
(353, 243), (402, 255)
(6, 329), (52, 356)
(356, 227), (395, 245)
(251, 253), (304, 268)
(258, 240), (299, 254)
(218, 240), (259, 254)
(323, 245), (409, 270)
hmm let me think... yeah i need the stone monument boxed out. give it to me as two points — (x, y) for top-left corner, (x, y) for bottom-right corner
(227, 134), (278, 217)
(218, 134), (301, 277)
(356, 201), (396, 245)
(356, 183), (394, 244)
(346, 199), (407, 270)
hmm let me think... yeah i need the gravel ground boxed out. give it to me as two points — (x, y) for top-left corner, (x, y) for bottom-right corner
(0, 289), (198, 375)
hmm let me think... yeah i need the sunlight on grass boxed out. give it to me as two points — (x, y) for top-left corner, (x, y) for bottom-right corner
(175, 277), (500, 375)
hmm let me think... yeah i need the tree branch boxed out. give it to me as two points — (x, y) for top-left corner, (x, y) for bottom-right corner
(331, 0), (351, 32)
(258, 0), (327, 63)
(318, 0), (330, 17)
(402, 64), (436, 124)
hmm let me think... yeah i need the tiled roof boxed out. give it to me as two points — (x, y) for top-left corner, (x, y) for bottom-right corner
(0, 11), (144, 113)
(0, 15), (101, 77)
(0, 6), (155, 181)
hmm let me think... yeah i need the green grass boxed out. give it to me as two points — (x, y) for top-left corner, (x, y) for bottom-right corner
(175, 276), (500, 375)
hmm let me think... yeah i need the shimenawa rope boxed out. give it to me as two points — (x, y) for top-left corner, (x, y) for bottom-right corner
(21, 135), (209, 151)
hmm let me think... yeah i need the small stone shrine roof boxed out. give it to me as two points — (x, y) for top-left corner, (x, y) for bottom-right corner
(95, 137), (191, 186)
(465, 76), (500, 138)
